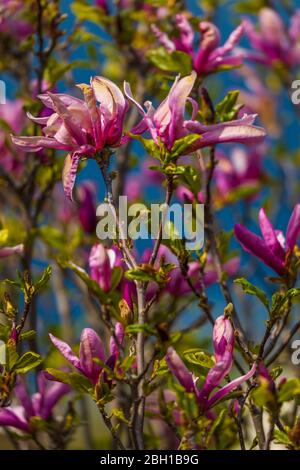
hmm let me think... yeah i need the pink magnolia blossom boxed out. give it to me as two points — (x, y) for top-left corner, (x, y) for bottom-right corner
(12, 77), (127, 200)
(89, 243), (116, 292)
(144, 245), (239, 298)
(166, 315), (256, 410)
(49, 324), (124, 385)
(152, 14), (245, 76)
(214, 146), (264, 204)
(243, 8), (300, 68)
(234, 205), (300, 275)
(0, 0), (34, 40)
(0, 372), (70, 433)
(0, 244), (24, 258)
(0, 99), (26, 174)
(125, 72), (266, 153)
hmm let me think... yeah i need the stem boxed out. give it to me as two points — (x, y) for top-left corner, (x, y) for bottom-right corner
(134, 282), (146, 450)
(250, 403), (266, 450)
(97, 405), (126, 450)
(149, 175), (174, 266)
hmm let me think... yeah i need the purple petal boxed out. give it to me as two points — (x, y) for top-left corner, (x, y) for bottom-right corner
(286, 204), (300, 251)
(41, 381), (70, 420)
(78, 83), (102, 148)
(151, 25), (175, 52)
(197, 350), (233, 406)
(0, 244), (24, 258)
(62, 152), (81, 201)
(166, 347), (195, 393)
(258, 208), (285, 260)
(0, 407), (29, 432)
(207, 362), (257, 408)
(47, 93), (87, 146)
(11, 135), (72, 152)
(49, 333), (81, 371)
(234, 223), (285, 275)
(79, 328), (105, 384)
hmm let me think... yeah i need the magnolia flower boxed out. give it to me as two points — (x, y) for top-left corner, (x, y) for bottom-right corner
(214, 146), (264, 204)
(145, 245), (239, 298)
(243, 8), (300, 68)
(234, 205), (300, 275)
(0, 372), (69, 432)
(125, 72), (266, 154)
(12, 77), (127, 200)
(89, 244), (136, 308)
(166, 315), (256, 410)
(0, 99), (26, 174)
(89, 243), (116, 292)
(0, 244), (23, 258)
(0, 0), (34, 40)
(49, 324), (124, 385)
(152, 14), (245, 76)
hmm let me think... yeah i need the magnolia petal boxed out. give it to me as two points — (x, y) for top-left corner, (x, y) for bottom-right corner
(78, 83), (102, 148)
(49, 333), (81, 371)
(79, 328), (105, 383)
(151, 24), (175, 52)
(259, 208), (286, 260)
(62, 152), (80, 201)
(168, 72), (197, 144)
(286, 204), (300, 251)
(11, 135), (71, 152)
(234, 223), (285, 275)
(37, 93), (84, 110)
(166, 347), (195, 393)
(42, 381), (70, 420)
(47, 93), (87, 146)
(0, 407), (29, 432)
(0, 244), (24, 258)
(207, 362), (257, 408)
(197, 350), (233, 406)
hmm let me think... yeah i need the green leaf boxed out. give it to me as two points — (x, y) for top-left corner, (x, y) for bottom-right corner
(35, 266), (52, 293)
(14, 351), (43, 374)
(234, 278), (269, 310)
(278, 379), (300, 403)
(146, 47), (192, 75)
(215, 90), (242, 121)
(183, 349), (215, 368)
(109, 267), (123, 292)
(18, 330), (36, 342)
(57, 258), (108, 304)
(169, 134), (200, 159)
(274, 429), (292, 447)
(131, 135), (162, 160)
(71, 1), (110, 26)
(125, 323), (156, 336)
(46, 368), (92, 394)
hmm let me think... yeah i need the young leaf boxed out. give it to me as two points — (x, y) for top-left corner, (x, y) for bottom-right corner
(234, 278), (269, 310)
(14, 351), (43, 374)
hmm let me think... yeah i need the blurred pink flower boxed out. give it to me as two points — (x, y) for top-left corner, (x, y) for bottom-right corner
(243, 8), (300, 68)
(235, 205), (300, 275)
(144, 245), (239, 298)
(12, 77), (127, 200)
(0, 99), (26, 174)
(214, 146), (264, 204)
(0, 372), (70, 432)
(152, 14), (245, 76)
(0, 0), (34, 40)
(0, 244), (23, 258)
